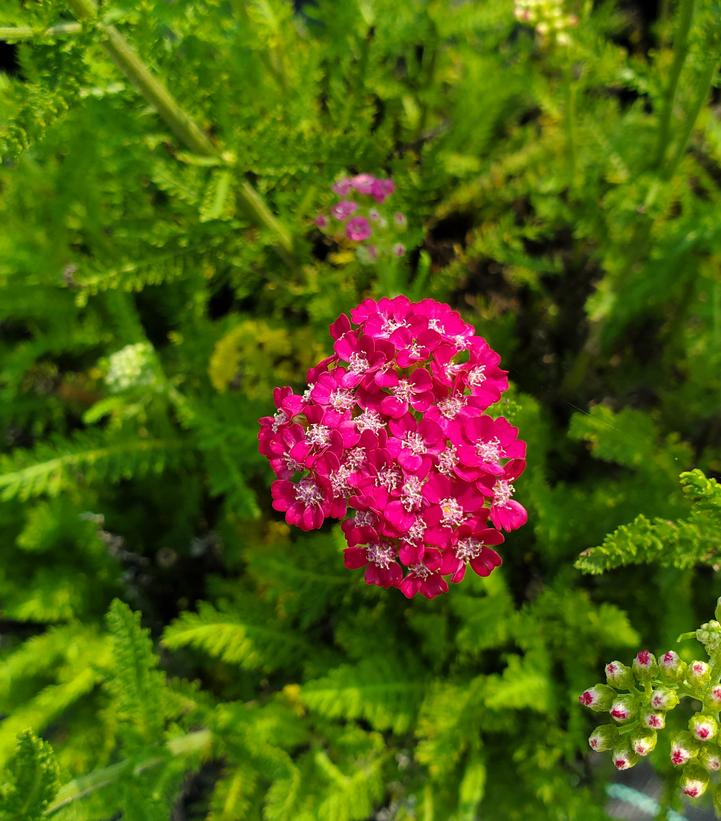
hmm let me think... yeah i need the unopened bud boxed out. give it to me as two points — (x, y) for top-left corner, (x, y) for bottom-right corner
(706, 684), (721, 710)
(700, 747), (721, 772)
(715, 596), (721, 624)
(631, 731), (657, 757)
(650, 685), (680, 711)
(697, 620), (721, 654)
(612, 747), (639, 771)
(578, 684), (615, 712)
(659, 650), (686, 682)
(671, 732), (698, 766)
(588, 724), (617, 753)
(605, 661), (634, 689)
(609, 694), (637, 722)
(687, 661), (711, 689)
(642, 710), (666, 730)
(690, 714), (718, 743)
(632, 649), (657, 682)
(680, 764), (709, 799)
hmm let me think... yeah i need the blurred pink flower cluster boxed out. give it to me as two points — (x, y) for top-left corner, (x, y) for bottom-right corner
(315, 174), (407, 263)
(258, 297), (527, 599)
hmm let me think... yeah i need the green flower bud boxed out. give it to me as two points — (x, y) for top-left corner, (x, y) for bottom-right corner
(578, 684), (615, 712)
(642, 710), (666, 730)
(650, 685), (680, 711)
(671, 732), (699, 766)
(588, 724), (617, 753)
(612, 747), (639, 771)
(700, 746), (721, 772)
(658, 650), (687, 683)
(610, 694), (637, 722)
(604, 661), (634, 689)
(697, 620), (721, 655)
(705, 684), (721, 711)
(690, 714), (718, 743)
(631, 730), (657, 757)
(632, 650), (657, 682)
(687, 660), (711, 690)
(680, 764), (709, 799)
(715, 597), (721, 624)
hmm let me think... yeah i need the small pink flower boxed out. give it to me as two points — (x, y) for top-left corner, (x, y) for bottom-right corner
(394, 212), (407, 228)
(393, 243), (405, 257)
(346, 216), (372, 242)
(351, 174), (377, 195)
(332, 178), (353, 196)
(315, 214), (329, 228)
(331, 200), (358, 221)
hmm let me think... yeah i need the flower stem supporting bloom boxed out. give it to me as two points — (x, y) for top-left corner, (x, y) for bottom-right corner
(653, 0), (695, 169)
(65, 0), (295, 264)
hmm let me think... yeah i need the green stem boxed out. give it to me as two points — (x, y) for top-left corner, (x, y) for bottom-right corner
(46, 729), (211, 815)
(565, 61), (578, 189)
(64, 0), (295, 261)
(0, 23), (82, 40)
(654, 0), (695, 168)
(663, 57), (720, 180)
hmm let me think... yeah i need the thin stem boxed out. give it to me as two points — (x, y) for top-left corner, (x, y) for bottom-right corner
(663, 57), (720, 180)
(565, 61), (578, 189)
(0, 23), (82, 40)
(64, 0), (295, 261)
(46, 729), (211, 815)
(654, 0), (695, 168)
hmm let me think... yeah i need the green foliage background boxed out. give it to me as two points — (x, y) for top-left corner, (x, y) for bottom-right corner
(0, 0), (720, 818)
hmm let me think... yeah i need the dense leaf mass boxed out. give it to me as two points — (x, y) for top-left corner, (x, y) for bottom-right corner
(1, 0), (720, 818)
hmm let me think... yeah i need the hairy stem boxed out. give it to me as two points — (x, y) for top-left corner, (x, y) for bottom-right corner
(0, 23), (82, 40)
(654, 0), (695, 168)
(64, 0), (295, 260)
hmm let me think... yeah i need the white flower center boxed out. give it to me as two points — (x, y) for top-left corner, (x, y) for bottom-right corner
(437, 444), (458, 476)
(404, 517), (427, 544)
(329, 388), (355, 412)
(354, 510), (377, 528)
(391, 379), (416, 402)
(380, 316), (408, 337)
(271, 409), (288, 432)
(409, 563), (431, 580)
(438, 395), (465, 419)
(455, 537), (484, 561)
(468, 365), (487, 387)
(402, 431), (427, 456)
(440, 497), (466, 527)
(401, 476), (424, 512)
(476, 436), (504, 462)
(344, 447), (366, 471)
(367, 543), (395, 569)
(444, 361), (463, 381)
(306, 423), (331, 447)
(376, 465), (401, 492)
(283, 452), (303, 473)
(302, 383), (314, 402)
(493, 479), (514, 506)
(354, 409), (385, 434)
(428, 318), (445, 334)
(294, 479), (322, 506)
(348, 352), (370, 374)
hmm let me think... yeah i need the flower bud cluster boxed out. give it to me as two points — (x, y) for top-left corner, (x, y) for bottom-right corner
(581, 639), (721, 804)
(513, 0), (578, 47)
(105, 342), (157, 392)
(258, 296), (528, 598)
(314, 174), (407, 263)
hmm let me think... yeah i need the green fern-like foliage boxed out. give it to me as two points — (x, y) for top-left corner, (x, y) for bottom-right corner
(576, 469), (721, 573)
(0, 730), (59, 821)
(1, 0), (721, 817)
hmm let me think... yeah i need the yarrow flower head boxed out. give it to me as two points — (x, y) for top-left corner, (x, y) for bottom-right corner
(258, 297), (528, 598)
(315, 174), (408, 264)
(514, 0), (578, 47)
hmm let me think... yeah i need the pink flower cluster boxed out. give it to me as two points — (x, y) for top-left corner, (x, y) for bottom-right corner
(258, 297), (528, 599)
(314, 174), (407, 263)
